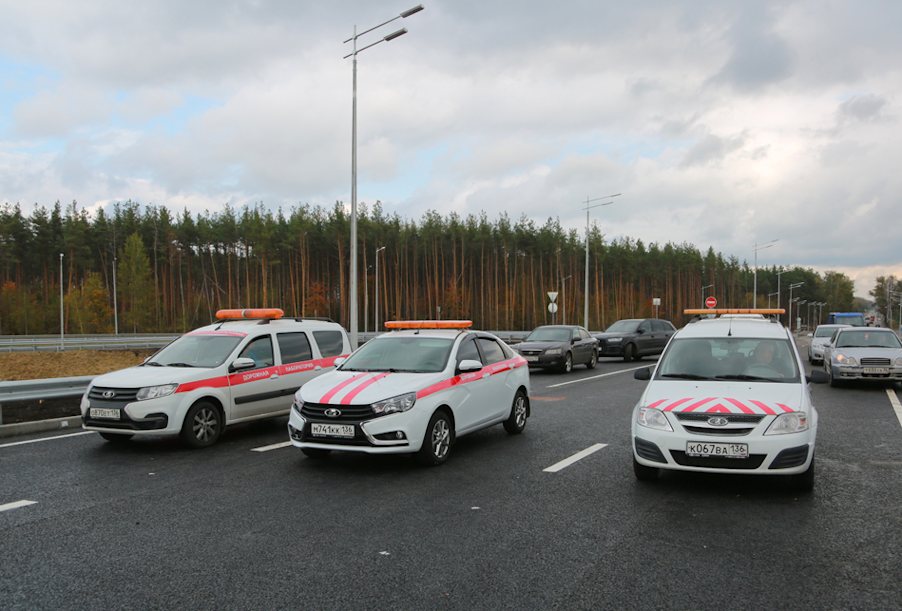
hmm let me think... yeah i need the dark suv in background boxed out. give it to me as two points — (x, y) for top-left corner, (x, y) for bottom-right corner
(593, 318), (677, 362)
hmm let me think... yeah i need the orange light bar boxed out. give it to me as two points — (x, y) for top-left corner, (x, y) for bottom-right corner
(384, 320), (473, 329)
(684, 308), (785, 315)
(216, 308), (284, 320)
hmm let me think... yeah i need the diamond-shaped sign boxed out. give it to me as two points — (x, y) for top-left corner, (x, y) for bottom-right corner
(547, 292), (559, 302)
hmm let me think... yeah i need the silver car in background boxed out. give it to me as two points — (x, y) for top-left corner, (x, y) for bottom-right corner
(823, 327), (902, 387)
(807, 324), (851, 364)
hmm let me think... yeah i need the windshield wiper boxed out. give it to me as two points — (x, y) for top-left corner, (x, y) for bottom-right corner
(661, 373), (714, 380)
(143, 361), (164, 367)
(715, 374), (772, 381)
(165, 362), (196, 368)
(368, 368), (401, 373)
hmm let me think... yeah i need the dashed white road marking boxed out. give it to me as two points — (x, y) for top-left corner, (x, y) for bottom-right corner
(0, 500), (37, 513)
(251, 441), (292, 452)
(544, 443), (608, 472)
(546, 366), (648, 388)
(0, 431), (95, 449)
(886, 388), (902, 430)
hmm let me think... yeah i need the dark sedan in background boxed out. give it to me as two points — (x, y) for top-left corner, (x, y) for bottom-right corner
(593, 318), (677, 362)
(513, 325), (598, 373)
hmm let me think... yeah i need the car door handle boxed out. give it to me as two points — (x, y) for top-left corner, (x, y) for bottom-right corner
(314, 365), (322, 371)
(270, 373), (279, 379)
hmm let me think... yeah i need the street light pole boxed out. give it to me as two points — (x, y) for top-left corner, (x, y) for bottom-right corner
(563, 275), (572, 325)
(702, 284), (713, 306)
(776, 268), (787, 324)
(59, 253), (64, 349)
(112, 256), (118, 335)
(753, 239), (778, 308)
(344, 4), (423, 348)
(375, 246), (385, 333)
(768, 292), (778, 308)
(364, 264), (373, 334)
(788, 282), (803, 332)
(583, 193), (620, 328)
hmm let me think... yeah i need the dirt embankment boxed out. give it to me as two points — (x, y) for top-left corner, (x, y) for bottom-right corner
(0, 350), (158, 425)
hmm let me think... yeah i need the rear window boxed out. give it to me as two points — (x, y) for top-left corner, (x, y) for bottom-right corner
(477, 338), (506, 364)
(313, 330), (346, 357)
(277, 332), (313, 364)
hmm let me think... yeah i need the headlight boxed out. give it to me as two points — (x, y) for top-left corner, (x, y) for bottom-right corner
(608, 337), (623, 343)
(545, 348), (562, 355)
(764, 412), (809, 435)
(836, 354), (857, 365)
(372, 392), (417, 415)
(895, 357), (902, 366)
(291, 397), (304, 416)
(136, 384), (178, 401)
(636, 407), (673, 432)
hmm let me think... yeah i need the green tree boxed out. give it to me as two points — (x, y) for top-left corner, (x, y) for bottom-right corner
(118, 233), (153, 332)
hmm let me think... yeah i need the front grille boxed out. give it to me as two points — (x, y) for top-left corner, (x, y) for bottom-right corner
(682, 425), (754, 436)
(634, 437), (667, 463)
(301, 402), (376, 422)
(769, 445), (809, 469)
(89, 387), (140, 402)
(519, 349), (542, 356)
(670, 451), (766, 469)
(860, 357), (891, 367)
(595, 339), (607, 348)
(675, 413), (765, 424)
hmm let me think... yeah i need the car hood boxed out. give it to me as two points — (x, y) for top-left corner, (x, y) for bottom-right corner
(90, 365), (209, 388)
(641, 380), (806, 414)
(515, 340), (568, 351)
(299, 369), (449, 405)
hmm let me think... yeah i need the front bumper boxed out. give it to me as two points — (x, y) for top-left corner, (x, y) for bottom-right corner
(598, 343), (625, 356)
(288, 404), (431, 454)
(80, 391), (181, 435)
(517, 353), (567, 368)
(831, 364), (902, 381)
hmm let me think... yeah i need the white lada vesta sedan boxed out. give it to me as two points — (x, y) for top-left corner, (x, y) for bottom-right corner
(288, 320), (530, 466)
(631, 309), (829, 490)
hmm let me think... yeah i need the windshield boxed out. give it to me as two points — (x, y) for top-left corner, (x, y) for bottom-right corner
(656, 337), (800, 382)
(148, 332), (245, 368)
(834, 314), (865, 327)
(525, 328), (571, 342)
(605, 320), (640, 333)
(815, 327), (842, 337)
(835, 330), (902, 349)
(340, 336), (454, 373)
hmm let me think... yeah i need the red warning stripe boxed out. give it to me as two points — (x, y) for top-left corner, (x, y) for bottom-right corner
(655, 397), (796, 414)
(174, 354), (349, 394)
(340, 373), (391, 405)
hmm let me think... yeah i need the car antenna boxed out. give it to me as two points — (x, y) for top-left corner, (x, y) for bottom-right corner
(727, 315), (733, 337)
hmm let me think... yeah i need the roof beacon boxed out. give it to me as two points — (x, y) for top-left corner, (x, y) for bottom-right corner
(216, 308), (285, 320)
(384, 320), (473, 330)
(683, 308), (785, 315)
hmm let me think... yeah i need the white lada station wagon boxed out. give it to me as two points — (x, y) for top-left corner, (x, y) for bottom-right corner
(631, 309), (829, 490)
(288, 320), (530, 465)
(81, 309), (351, 448)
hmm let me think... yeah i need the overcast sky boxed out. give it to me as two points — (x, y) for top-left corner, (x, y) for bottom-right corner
(1, 0), (900, 298)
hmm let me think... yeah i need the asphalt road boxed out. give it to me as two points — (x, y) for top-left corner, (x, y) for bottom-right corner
(2, 345), (902, 610)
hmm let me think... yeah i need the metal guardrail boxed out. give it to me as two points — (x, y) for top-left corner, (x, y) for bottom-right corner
(0, 334), (180, 352)
(0, 375), (95, 425)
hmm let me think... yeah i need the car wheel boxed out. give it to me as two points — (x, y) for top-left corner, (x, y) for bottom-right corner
(302, 447), (332, 458)
(829, 368), (841, 388)
(180, 401), (223, 449)
(417, 410), (452, 466)
(559, 352), (573, 373)
(791, 456), (815, 491)
(586, 350), (597, 370)
(99, 432), (133, 443)
(503, 390), (529, 434)
(633, 456), (659, 481)
(623, 344), (635, 363)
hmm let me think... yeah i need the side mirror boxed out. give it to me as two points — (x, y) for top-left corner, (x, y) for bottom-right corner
(229, 357), (256, 372)
(634, 367), (652, 381)
(823, 342), (831, 348)
(333, 357), (346, 367)
(458, 359), (483, 373)
(807, 369), (830, 384)
(637, 328), (646, 334)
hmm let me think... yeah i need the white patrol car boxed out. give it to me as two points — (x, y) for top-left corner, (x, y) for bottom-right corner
(288, 320), (530, 466)
(81, 309), (351, 448)
(631, 309), (829, 490)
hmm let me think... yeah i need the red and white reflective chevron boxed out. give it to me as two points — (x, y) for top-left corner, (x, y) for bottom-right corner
(647, 397), (794, 415)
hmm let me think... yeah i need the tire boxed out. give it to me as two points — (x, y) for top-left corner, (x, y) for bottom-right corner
(586, 350), (597, 370)
(417, 410), (452, 466)
(829, 367), (841, 388)
(560, 352), (573, 373)
(302, 447), (332, 458)
(503, 390), (529, 434)
(633, 456), (659, 481)
(180, 401), (223, 449)
(99, 432), (133, 443)
(791, 456), (815, 491)
(623, 344), (635, 363)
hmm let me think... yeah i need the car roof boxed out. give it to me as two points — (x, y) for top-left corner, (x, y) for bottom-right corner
(675, 319), (789, 340)
(815, 324), (852, 329)
(195, 317), (343, 333)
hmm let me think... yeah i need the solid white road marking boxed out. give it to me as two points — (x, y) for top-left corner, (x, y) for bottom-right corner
(0, 500), (37, 512)
(0, 431), (95, 449)
(546, 366), (648, 388)
(886, 388), (902, 430)
(251, 441), (293, 452)
(544, 443), (608, 472)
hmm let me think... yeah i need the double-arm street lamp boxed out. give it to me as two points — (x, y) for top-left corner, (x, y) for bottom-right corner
(583, 194), (620, 328)
(788, 282), (803, 331)
(753, 239), (778, 308)
(375, 246), (386, 333)
(702, 284), (714, 306)
(344, 4), (424, 347)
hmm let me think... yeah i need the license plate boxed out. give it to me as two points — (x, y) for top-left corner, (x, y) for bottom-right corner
(90, 408), (121, 420)
(524, 356), (538, 362)
(311, 423), (354, 438)
(686, 442), (748, 458)
(863, 367), (889, 374)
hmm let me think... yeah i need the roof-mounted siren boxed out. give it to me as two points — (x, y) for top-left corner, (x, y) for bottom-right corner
(216, 308), (285, 320)
(384, 320), (473, 330)
(683, 308), (785, 323)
